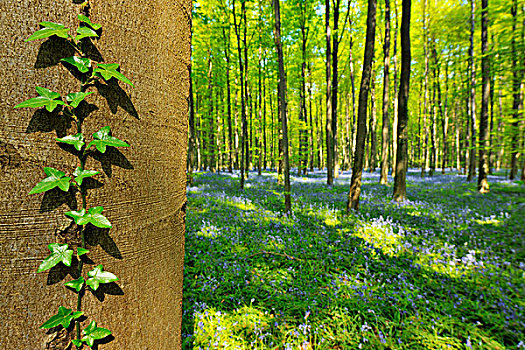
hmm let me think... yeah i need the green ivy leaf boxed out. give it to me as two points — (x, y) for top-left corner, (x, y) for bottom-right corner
(56, 133), (85, 151)
(78, 14), (102, 30)
(14, 87), (64, 112)
(82, 320), (112, 347)
(71, 339), (83, 347)
(77, 247), (89, 256)
(86, 265), (118, 291)
(65, 276), (85, 292)
(65, 207), (112, 228)
(75, 26), (99, 41)
(26, 22), (70, 41)
(37, 243), (74, 273)
(40, 306), (82, 329)
(87, 126), (130, 153)
(66, 91), (94, 108)
(61, 56), (92, 74)
(73, 167), (99, 186)
(94, 63), (134, 87)
(29, 167), (71, 194)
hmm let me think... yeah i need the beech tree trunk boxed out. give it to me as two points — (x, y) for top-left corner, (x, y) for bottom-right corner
(273, 0), (292, 213)
(467, 0), (477, 181)
(510, 0), (521, 180)
(393, 0), (411, 201)
(0, 1), (190, 349)
(326, 0), (334, 185)
(478, 0), (490, 192)
(347, 0), (377, 212)
(380, 0), (391, 185)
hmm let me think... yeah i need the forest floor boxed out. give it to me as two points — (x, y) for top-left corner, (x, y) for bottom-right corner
(182, 169), (524, 350)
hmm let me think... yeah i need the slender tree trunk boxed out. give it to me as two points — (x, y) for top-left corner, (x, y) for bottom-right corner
(308, 64), (315, 171)
(488, 34), (495, 174)
(380, 0), (391, 184)
(369, 74), (378, 172)
(478, 0), (490, 192)
(263, 57), (268, 170)
(299, 3), (309, 175)
(392, 0), (399, 176)
(393, 0), (411, 201)
(243, 1), (250, 177)
(349, 36), (357, 168)
(232, 0), (247, 188)
(326, 0), (333, 185)
(332, 0), (342, 179)
(188, 65), (196, 182)
(421, 0), (429, 177)
(273, 0), (292, 213)
(510, 0), (521, 180)
(467, 0), (477, 181)
(347, 0), (377, 212)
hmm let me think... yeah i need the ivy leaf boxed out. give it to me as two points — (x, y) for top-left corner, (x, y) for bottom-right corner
(77, 247), (89, 256)
(61, 56), (92, 74)
(82, 321), (112, 347)
(75, 26), (99, 41)
(86, 265), (118, 291)
(56, 133), (85, 151)
(78, 14), (102, 30)
(73, 167), (99, 186)
(37, 243), (74, 273)
(65, 206), (112, 228)
(29, 167), (71, 194)
(65, 276), (85, 292)
(40, 306), (82, 329)
(94, 63), (134, 87)
(71, 339), (83, 347)
(26, 22), (70, 42)
(87, 126), (130, 153)
(14, 86), (64, 112)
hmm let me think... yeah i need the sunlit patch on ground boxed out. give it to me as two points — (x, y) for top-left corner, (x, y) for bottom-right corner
(183, 169), (524, 349)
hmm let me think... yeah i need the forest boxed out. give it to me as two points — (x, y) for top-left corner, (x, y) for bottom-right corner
(183, 0), (524, 349)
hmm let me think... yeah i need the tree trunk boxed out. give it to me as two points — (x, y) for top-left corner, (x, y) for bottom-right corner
(510, 0), (521, 180)
(188, 65), (196, 181)
(392, 0), (399, 176)
(299, 3), (309, 175)
(369, 74), (378, 172)
(273, 0), (292, 213)
(332, 0), (342, 179)
(0, 1), (189, 349)
(393, 0), (411, 201)
(222, 27), (234, 173)
(347, 0), (377, 212)
(326, 0), (333, 185)
(380, 0), (391, 184)
(467, 0), (477, 181)
(478, 0), (490, 192)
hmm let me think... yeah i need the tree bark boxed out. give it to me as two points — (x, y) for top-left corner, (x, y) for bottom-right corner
(326, 0), (333, 185)
(347, 0), (377, 212)
(478, 0), (490, 192)
(393, 0), (411, 201)
(380, 0), (391, 184)
(273, 0), (292, 213)
(0, 0), (189, 348)
(510, 0), (521, 180)
(467, 0), (477, 181)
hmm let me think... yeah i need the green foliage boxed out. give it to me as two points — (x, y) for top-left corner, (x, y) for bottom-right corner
(18, 7), (134, 348)
(40, 306), (83, 329)
(14, 86), (64, 112)
(88, 126), (130, 153)
(81, 321), (112, 347)
(86, 265), (118, 291)
(37, 243), (74, 273)
(29, 167), (71, 194)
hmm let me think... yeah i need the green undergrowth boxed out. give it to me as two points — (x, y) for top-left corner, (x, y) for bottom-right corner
(182, 170), (524, 350)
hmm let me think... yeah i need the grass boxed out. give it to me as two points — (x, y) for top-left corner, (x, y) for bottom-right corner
(182, 169), (524, 350)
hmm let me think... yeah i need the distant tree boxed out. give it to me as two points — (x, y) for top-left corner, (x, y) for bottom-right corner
(273, 0), (292, 213)
(478, 0), (490, 192)
(467, 0), (477, 181)
(380, 0), (391, 185)
(347, 0), (377, 212)
(393, 0), (411, 201)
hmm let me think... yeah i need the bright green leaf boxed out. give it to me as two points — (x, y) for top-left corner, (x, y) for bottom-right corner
(87, 126), (130, 153)
(75, 26), (99, 41)
(82, 321), (112, 348)
(77, 247), (89, 256)
(71, 339), (83, 347)
(86, 265), (118, 291)
(61, 56), (92, 74)
(14, 87), (64, 112)
(26, 22), (69, 41)
(78, 14), (102, 30)
(37, 243), (74, 273)
(29, 167), (71, 194)
(65, 91), (94, 108)
(56, 133), (85, 151)
(94, 63), (134, 87)
(73, 167), (99, 186)
(65, 276), (85, 292)
(65, 207), (111, 228)
(40, 306), (76, 329)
